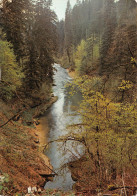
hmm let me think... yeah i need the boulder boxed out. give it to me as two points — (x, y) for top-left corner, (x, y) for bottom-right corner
(32, 187), (37, 192)
(28, 186), (32, 194)
(34, 138), (39, 143)
(34, 120), (40, 125)
(0, 175), (5, 183)
(38, 188), (42, 193)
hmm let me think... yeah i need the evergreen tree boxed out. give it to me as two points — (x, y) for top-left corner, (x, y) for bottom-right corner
(100, 0), (117, 74)
(24, 0), (57, 99)
(57, 20), (65, 55)
(75, 40), (87, 75)
(0, 0), (57, 103)
(1, 0), (31, 65)
(64, 0), (73, 64)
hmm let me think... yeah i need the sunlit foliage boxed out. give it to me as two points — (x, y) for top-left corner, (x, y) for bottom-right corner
(0, 38), (24, 99)
(65, 76), (137, 187)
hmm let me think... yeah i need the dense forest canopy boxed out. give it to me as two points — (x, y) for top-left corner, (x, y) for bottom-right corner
(58, 0), (137, 83)
(0, 0), (57, 104)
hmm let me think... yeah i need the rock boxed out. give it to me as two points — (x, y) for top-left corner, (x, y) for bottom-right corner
(26, 121), (33, 126)
(32, 187), (37, 192)
(47, 176), (54, 182)
(34, 120), (40, 125)
(34, 138), (39, 143)
(34, 133), (38, 136)
(38, 188), (42, 193)
(97, 193), (102, 196)
(0, 175), (5, 183)
(13, 115), (20, 121)
(71, 174), (78, 182)
(28, 186), (32, 194)
(39, 173), (55, 178)
(26, 193), (35, 196)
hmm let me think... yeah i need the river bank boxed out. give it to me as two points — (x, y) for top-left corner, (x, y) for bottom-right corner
(0, 96), (58, 195)
(67, 69), (76, 79)
(0, 63), (78, 195)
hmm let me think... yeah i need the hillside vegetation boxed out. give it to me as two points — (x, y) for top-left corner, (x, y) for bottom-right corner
(0, 0), (137, 195)
(57, 0), (137, 195)
(0, 0), (57, 194)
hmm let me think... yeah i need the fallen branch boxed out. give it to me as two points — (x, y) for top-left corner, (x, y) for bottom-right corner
(43, 136), (85, 151)
(0, 108), (27, 128)
(41, 161), (58, 176)
(108, 185), (137, 191)
(122, 173), (127, 196)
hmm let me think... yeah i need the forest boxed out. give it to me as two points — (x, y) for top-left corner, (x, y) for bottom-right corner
(0, 0), (137, 195)
(57, 0), (137, 195)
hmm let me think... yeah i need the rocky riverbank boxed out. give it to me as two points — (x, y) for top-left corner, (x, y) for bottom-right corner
(0, 97), (58, 195)
(67, 69), (76, 79)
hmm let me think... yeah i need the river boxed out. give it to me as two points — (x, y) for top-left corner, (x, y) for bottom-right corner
(44, 64), (83, 191)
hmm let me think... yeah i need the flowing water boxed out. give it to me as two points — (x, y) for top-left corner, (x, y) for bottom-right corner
(44, 64), (83, 190)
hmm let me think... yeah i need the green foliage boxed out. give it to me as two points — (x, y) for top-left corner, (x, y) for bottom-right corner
(75, 40), (87, 75)
(1, 0), (57, 102)
(60, 47), (75, 70)
(0, 173), (9, 194)
(0, 38), (24, 100)
(66, 77), (137, 185)
(74, 39), (100, 76)
(118, 80), (133, 91)
(60, 53), (70, 69)
(58, 0), (104, 72)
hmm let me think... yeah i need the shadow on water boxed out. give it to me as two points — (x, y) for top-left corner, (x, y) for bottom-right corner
(44, 64), (83, 191)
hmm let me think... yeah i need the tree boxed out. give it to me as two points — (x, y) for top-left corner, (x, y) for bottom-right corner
(101, 0), (137, 102)
(104, 24), (137, 102)
(24, 0), (57, 97)
(1, 0), (57, 103)
(58, 0), (104, 71)
(64, 77), (137, 190)
(117, 0), (137, 22)
(57, 20), (65, 56)
(100, 0), (117, 74)
(0, 36), (24, 100)
(1, 0), (31, 65)
(74, 40), (87, 75)
(64, 0), (73, 64)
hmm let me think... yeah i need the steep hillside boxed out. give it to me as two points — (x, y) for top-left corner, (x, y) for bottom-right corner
(0, 100), (53, 195)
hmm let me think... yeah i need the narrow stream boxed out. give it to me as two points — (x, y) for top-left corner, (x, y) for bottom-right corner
(44, 64), (83, 190)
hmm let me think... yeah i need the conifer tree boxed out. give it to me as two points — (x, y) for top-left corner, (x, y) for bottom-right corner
(1, 0), (31, 65)
(0, 0), (57, 102)
(64, 0), (73, 64)
(100, 0), (117, 74)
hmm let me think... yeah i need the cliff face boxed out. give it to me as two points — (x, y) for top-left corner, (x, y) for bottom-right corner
(0, 100), (52, 195)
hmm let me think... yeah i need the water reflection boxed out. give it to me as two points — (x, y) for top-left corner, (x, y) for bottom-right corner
(44, 64), (82, 190)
